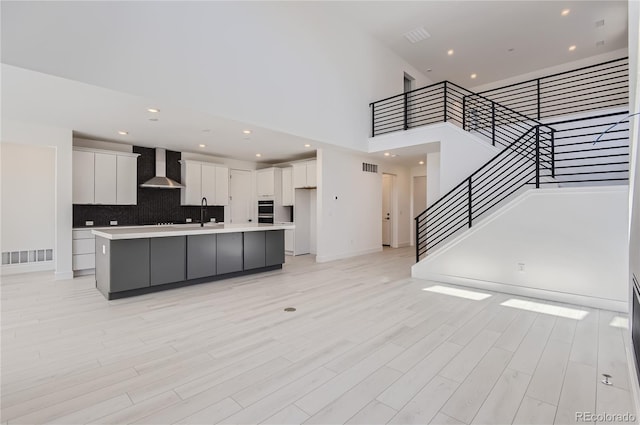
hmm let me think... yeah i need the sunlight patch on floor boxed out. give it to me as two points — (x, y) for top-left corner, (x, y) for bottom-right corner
(501, 298), (588, 320)
(422, 285), (492, 301)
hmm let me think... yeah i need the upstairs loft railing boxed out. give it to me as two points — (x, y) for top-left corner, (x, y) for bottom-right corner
(369, 58), (628, 140)
(370, 81), (542, 150)
(414, 110), (630, 261)
(476, 57), (629, 120)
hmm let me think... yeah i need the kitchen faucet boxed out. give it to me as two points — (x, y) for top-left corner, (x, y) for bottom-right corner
(200, 197), (207, 227)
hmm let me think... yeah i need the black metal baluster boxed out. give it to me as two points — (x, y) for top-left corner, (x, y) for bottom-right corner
(468, 177), (473, 228)
(443, 82), (448, 122)
(415, 217), (420, 262)
(462, 95), (467, 131)
(535, 126), (540, 188)
(550, 129), (555, 178)
(371, 103), (375, 137)
(404, 93), (408, 130)
(491, 102), (496, 146)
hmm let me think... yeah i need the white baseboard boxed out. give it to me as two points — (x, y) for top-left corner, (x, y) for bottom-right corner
(413, 272), (628, 313)
(54, 270), (74, 281)
(316, 247), (382, 263)
(1, 262), (54, 276)
(396, 242), (410, 248)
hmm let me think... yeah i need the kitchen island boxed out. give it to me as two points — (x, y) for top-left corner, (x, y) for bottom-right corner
(93, 223), (294, 299)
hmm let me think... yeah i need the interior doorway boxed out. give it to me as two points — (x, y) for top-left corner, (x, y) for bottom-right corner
(382, 173), (396, 247)
(229, 169), (253, 224)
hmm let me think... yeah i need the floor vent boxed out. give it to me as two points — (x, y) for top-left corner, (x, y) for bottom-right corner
(2, 249), (53, 265)
(362, 162), (378, 173)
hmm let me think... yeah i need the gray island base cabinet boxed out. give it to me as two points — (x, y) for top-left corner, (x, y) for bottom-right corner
(94, 229), (286, 300)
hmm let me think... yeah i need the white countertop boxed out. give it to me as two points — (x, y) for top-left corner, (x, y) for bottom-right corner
(92, 223), (295, 240)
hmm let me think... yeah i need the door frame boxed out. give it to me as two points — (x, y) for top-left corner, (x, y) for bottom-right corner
(382, 173), (399, 248)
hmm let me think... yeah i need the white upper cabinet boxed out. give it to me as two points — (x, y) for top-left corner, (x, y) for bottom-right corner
(293, 160), (317, 188)
(116, 155), (138, 205)
(73, 149), (95, 204)
(256, 168), (276, 198)
(94, 153), (117, 204)
(201, 163), (217, 204)
(281, 167), (293, 206)
(73, 148), (139, 205)
(215, 166), (229, 206)
(180, 160), (229, 206)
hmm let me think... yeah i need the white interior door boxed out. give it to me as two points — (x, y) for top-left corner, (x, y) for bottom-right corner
(229, 169), (253, 224)
(382, 174), (392, 246)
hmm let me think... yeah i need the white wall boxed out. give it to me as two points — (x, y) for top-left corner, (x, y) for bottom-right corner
(1, 143), (55, 270)
(1, 120), (73, 279)
(412, 186), (629, 312)
(3, 2), (430, 153)
(316, 147), (382, 262)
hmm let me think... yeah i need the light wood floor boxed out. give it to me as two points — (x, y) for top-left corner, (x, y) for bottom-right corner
(1, 247), (636, 424)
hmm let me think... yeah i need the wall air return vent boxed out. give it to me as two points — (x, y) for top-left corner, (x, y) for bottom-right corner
(2, 249), (53, 265)
(403, 27), (431, 44)
(362, 162), (378, 173)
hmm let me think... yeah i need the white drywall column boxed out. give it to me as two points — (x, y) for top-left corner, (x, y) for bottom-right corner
(627, 0), (640, 412)
(1, 119), (73, 280)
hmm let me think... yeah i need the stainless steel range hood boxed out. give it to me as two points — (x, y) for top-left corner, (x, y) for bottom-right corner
(140, 148), (183, 189)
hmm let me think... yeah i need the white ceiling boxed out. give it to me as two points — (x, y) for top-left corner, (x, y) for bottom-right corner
(329, 1), (628, 87)
(0, 1), (629, 166)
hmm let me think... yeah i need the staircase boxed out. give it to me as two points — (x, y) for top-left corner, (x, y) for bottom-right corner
(369, 58), (630, 262)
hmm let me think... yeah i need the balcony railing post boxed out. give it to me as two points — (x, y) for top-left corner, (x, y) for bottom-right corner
(462, 95), (467, 130)
(535, 126), (540, 188)
(443, 82), (448, 122)
(491, 102), (496, 146)
(415, 217), (419, 262)
(536, 79), (541, 120)
(404, 93), (408, 130)
(467, 177), (473, 228)
(551, 128), (555, 178)
(371, 103), (375, 137)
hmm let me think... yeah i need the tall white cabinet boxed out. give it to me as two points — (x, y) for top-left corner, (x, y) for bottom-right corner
(72, 148), (139, 205)
(180, 160), (229, 206)
(281, 167), (294, 206)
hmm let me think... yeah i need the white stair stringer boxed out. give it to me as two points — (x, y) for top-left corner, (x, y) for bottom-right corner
(412, 185), (629, 312)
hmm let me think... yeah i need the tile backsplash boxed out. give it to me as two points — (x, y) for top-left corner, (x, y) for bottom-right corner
(73, 146), (224, 227)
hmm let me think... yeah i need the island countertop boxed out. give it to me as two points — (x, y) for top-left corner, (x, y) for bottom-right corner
(92, 223), (295, 240)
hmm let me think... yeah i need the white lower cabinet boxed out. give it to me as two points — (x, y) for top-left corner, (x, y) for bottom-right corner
(72, 229), (96, 275)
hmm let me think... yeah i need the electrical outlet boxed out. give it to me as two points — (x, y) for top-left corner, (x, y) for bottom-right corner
(186, 218), (192, 223)
(110, 220), (118, 226)
(518, 262), (525, 272)
(85, 221), (94, 226)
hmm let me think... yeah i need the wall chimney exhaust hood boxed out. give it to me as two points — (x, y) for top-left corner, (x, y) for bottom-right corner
(140, 148), (183, 189)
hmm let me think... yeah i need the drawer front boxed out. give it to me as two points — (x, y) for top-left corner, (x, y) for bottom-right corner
(73, 230), (95, 240)
(73, 239), (95, 255)
(73, 253), (95, 270)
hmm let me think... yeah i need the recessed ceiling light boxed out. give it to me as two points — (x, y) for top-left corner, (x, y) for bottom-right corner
(199, 144), (206, 148)
(470, 73), (477, 79)
(243, 130), (252, 134)
(568, 45), (577, 51)
(147, 108), (160, 113)
(255, 153), (262, 157)
(384, 152), (391, 156)
(118, 131), (128, 135)
(426, 68), (432, 72)
(508, 48), (515, 52)
(304, 144), (311, 148)
(419, 160), (425, 165)
(148, 118), (158, 122)
(447, 49), (454, 56)
(561, 8), (570, 16)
